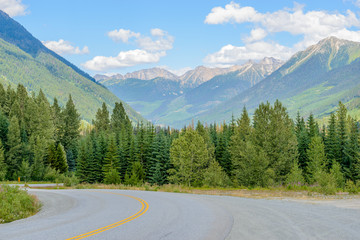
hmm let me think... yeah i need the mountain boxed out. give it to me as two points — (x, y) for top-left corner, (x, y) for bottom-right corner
(95, 67), (178, 83)
(0, 10), (145, 123)
(178, 66), (231, 88)
(100, 57), (282, 126)
(193, 37), (360, 125)
(151, 57), (282, 125)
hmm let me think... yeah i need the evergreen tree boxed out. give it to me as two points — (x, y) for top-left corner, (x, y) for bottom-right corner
(232, 141), (273, 187)
(61, 95), (80, 171)
(0, 141), (7, 180)
(76, 138), (90, 182)
(286, 160), (305, 186)
(125, 161), (145, 185)
(336, 102), (349, 171)
(307, 113), (318, 139)
(325, 113), (338, 168)
(93, 102), (110, 132)
(307, 136), (326, 184)
(51, 98), (63, 143)
(0, 110), (9, 145)
(148, 132), (170, 185)
(103, 135), (120, 177)
(345, 119), (360, 181)
(169, 129), (210, 186)
(6, 116), (22, 178)
(56, 143), (68, 173)
(252, 101), (298, 183)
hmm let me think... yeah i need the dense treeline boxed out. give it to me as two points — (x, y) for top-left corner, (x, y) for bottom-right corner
(0, 83), (359, 192)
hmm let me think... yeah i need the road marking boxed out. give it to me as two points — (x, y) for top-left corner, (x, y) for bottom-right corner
(66, 191), (149, 240)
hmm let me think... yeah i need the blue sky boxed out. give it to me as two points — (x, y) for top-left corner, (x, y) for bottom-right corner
(2, 0), (360, 76)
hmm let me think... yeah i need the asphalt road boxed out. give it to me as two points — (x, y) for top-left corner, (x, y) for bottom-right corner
(0, 189), (359, 240)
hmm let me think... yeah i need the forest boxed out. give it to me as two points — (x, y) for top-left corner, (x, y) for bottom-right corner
(0, 83), (359, 193)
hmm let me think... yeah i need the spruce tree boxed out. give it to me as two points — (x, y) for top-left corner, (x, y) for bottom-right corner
(61, 95), (80, 171)
(336, 102), (349, 171)
(93, 102), (110, 132)
(103, 135), (120, 178)
(56, 143), (68, 174)
(6, 116), (22, 178)
(307, 136), (326, 184)
(0, 110), (9, 145)
(0, 141), (7, 180)
(325, 113), (338, 168)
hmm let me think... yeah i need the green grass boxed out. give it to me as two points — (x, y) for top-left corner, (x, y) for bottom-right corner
(0, 185), (41, 223)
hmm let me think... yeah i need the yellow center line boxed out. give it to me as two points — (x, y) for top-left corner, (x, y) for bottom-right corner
(66, 191), (149, 240)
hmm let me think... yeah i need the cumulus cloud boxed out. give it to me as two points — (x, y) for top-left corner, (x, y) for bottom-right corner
(137, 30), (174, 52)
(107, 29), (140, 43)
(82, 50), (166, 71)
(243, 28), (267, 43)
(83, 28), (174, 71)
(204, 2), (360, 65)
(204, 42), (293, 65)
(151, 28), (166, 37)
(0, 0), (27, 17)
(42, 39), (89, 55)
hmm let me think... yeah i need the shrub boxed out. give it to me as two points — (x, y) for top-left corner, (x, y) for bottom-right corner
(345, 180), (358, 194)
(0, 185), (41, 223)
(63, 173), (80, 187)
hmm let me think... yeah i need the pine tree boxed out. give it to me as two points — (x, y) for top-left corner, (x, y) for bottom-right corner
(61, 95), (80, 171)
(76, 138), (90, 182)
(148, 132), (170, 185)
(336, 102), (349, 171)
(232, 141), (273, 187)
(0, 110), (9, 145)
(325, 113), (338, 168)
(51, 98), (63, 143)
(56, 143), (68, 174)
(0, 83), (6, 110)
(93, 102), (110, 132)
(307, 113), (318, 139)
(0, 141), (7, 180)
(345, 119), (360, 181)
(6, 116), (22, 178)
(252, 101), (298, 183)
(103, 135), (120, 177)
(307, 136), (326, 184)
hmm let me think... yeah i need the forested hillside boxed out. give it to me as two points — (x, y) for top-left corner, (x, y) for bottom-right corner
(0, 82), (358, 194)
(0, 10), (145, 123)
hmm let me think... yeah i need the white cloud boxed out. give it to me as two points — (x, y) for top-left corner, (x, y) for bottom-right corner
(205, 2), (261, 24)
(0, 0), (27, 17)
(204, 42), (293, 65)
(42, 39), (89, 55)
(243, 28), (267, 43)
(137, 30), (174, 52)
(204, 2), (360, 65)
(151, 28), (166, 37)
(84, 28), (174, 71)
(107, 29), (140, 43)
(82, 50), (166, 71)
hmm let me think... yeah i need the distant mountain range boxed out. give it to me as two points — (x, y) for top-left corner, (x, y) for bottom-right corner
(98, 57), (283, 126)
(98, 37), (360, 128)
(193, 36), (360, 125)
(0, 10), (145, 123)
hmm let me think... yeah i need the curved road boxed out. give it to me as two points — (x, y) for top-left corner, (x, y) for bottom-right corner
(0, 189), (360, 240)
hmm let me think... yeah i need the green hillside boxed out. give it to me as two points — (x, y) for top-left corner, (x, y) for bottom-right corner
(193, 37), (360, 125)
(0, 11), (145, 123)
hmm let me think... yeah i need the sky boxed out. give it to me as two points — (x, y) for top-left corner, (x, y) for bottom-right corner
(1, 0), (360, 76)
